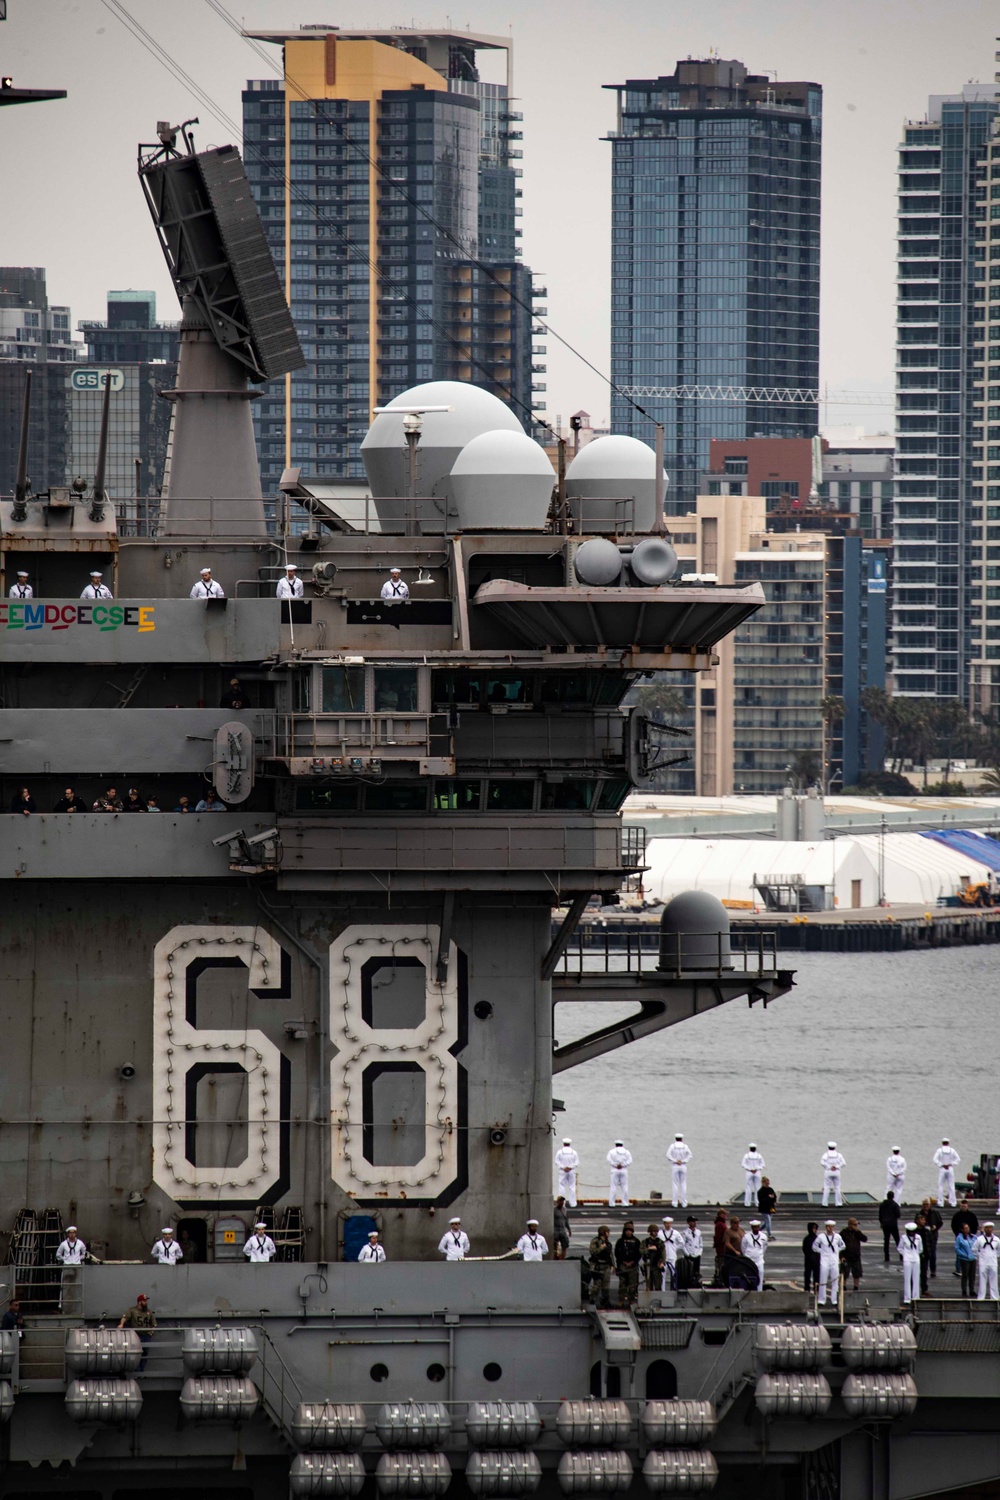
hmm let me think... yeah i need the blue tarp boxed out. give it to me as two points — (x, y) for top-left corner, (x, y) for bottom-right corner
(921, 828), (1000, 870)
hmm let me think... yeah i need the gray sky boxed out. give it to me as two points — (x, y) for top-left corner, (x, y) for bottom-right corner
(2, 0), (997, 434)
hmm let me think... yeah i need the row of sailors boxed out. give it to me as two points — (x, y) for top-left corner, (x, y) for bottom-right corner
(55, 1224), (278, 1265)
(9, 563), (402, 601)
(555, 1138), (972, 1210)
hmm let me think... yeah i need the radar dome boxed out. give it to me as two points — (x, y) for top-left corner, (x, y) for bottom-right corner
(658, 890), (731, 972)
(565, 435), (667, 535)
(449, 430), (554, 530)
(361, 381), (523, 531)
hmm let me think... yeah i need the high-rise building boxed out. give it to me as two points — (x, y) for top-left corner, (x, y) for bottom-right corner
(605, 58), (821, 507)
(893, 83), (998, 702)
(242, 26), (539, 495)
(970, 60), (1000, 719)
(0, 267), (79, 496)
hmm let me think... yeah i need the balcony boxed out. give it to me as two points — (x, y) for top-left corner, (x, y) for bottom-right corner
(267, 711), (453, 775)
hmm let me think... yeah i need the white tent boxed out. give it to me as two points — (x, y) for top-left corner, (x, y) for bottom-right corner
(644, 837), (878, 909)
(848, 832), (994, 906)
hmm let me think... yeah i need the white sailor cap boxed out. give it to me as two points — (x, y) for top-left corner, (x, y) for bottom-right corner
(368, 1230), (379, 1238)
(17, 569), (28, 576)
(614, 1139), (624, 1146)
(985, 1222), (995, 1229)
(905, 1221), (918, 1230)
(749, 1143), (756, 1150)
(563, 1137), (572, 1144)
(449, 1216), (461, 1224)
(199, 566), (212, 575)
(254, 1221), (267, 1230)
(675, 1133), (684, 1140)
(750, 1219), (761, 1227)
(390, 565), (402, 573)
(892, 1146), (900, 1152)
(161, 1226), (174, 1234)
(942, 1137), (950, 1143)
(827, 1141), (837, 1149)
(527, 1218), (539, 1226)
(285, 562), (297, 570)
(662, 1216), (673, 1224)
(90, 570), (102, 578)
(67, 1225), (78, 1232)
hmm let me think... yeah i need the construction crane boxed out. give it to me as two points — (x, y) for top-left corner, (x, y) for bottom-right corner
(618, 385), (895, 407)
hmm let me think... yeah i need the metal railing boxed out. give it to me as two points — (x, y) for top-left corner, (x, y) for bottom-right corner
(557, 926), (781, 978)
(271, 711), (440, 761)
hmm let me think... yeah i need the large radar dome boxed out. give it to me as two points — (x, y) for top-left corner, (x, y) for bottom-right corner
(565, 435), (667, 535)
(361, 381), (523, 531)
(449, 430), (554, 530)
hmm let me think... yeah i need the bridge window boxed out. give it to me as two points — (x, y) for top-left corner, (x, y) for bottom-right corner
(433, 780), (481, 811)
(375, 667), (419, 712)
(486, 780), (535, 811)
(364, 784), (428, 812)
(322, 666), (366, 712)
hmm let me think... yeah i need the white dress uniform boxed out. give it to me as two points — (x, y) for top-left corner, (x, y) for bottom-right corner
(9, 581), (32, 599)
(276, 574), (304, 599)
(742, 1147), (765, 1206)
(381, 576), (409, 602)
(81, 582), (113, 599)
(189, 577), (225, 598)
(973, 1230), (999, 1300)
(358, 1241), (387, 1263)
(820, 1145), (846, 1206)
(899, 1226), (923, 1304)
(812, 1229), (846, 1305)
(517, 1229), (548, 1261)
(607, 1144), (633, 1206)
(56, 1236), (87, 1265)
(667, 1137), (692, 1207)
(886, 1150), (907, 1201)
(683, 1226), (704, 1259)
(659, 1225), (683, 1287)
(742, 1227), (769, 1285)
(151, 1236), (184, 1265)
(555, 1142), (580, 1207)
(438, 1227), (471, 1260)
(243, 1233), (277, 1263)
(933, 1143), (961, 1207)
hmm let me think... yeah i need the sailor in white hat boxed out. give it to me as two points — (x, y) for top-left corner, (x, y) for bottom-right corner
(658, 1216), (682, 1288)
(243, 1221), (277, 1262)
(886, 1146), (906, 1201)
(742, 1143), (765, 1206)
(742, 1218), (769, 1286)
(666, 1133), (692, 1208)
(358, 1230), (386, 1263)
(820, 1141), (846, 1206)
(606, 1140), (633, 1206)
(973, 1222), (998, 1300)
(438, 1216), (470, 1261)
(813, 1219), (846, 1306)
(933, 1138), (961, 1207)
(150, 1226), (184, 1265)
(56, 1225), (88, 1265)
(80, 569), (113, 600)
(276, 561), (304, 599)
(9, 570), (32, 599)
(555, 1137), (580, 1207)
(516, 1218), (548, 1261)
(189, 566), (225, 599)
(899, 1220), (923, 1305)
(380, 565), (409, 603)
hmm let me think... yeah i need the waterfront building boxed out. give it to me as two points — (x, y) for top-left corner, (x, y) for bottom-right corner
(893, 82), (998, 701)
(970, 64), (1000, 719)
(242, 26), (539, 495)
(0, 267), (78, 495)
(605, 58), (821, 507)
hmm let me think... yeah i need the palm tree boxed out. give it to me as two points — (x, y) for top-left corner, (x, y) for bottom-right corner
(819, 695), (847, 795)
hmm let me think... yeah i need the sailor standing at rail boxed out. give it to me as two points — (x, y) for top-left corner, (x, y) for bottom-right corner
(933, 1139), (961, 1207)
(667, 1133), (692, 1208)
(150, 1227), (183, 1265)
(813, 1220), (845, 1307)
(380, 566), (409, 603)
(9, 570), (32, 599)
(438, 1216), (470, 1260)
(607, 1140), (633, 1206)
(80, 570), (113, 599)
(973, 1223), (998, 1300)
(56, 1226), (88, 1266)
(243, 1222), (277, 1263)
(358, 1231), (386, 1263)
(820, 1142), (846, 1206)
(742, 1143), (765, 1206)
(658, 1216), (683, 1290)
(742, 1220), (769, 1287)
(189, 566), (225, 599)
(899, 1221), (923, 1306)
(555, 1138), (580, 1207)
(516, 1219), (548, 1261)
(886, 1147), (907, 1202)
(276, 562), (304, 599)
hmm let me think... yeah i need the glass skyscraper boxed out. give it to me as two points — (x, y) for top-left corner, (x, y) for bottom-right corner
(606, 59), (821, 506)
(243, 27), (537, 495)
(893, 84), (998, 703)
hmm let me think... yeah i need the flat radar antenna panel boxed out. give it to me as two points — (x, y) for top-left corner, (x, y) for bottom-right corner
(139, 131), (303, 383)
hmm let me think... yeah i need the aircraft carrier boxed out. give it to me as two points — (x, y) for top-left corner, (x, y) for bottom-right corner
(0, 127), (997, 1500)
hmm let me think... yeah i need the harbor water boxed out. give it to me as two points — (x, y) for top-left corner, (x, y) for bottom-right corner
(554, 945), (999, 1203)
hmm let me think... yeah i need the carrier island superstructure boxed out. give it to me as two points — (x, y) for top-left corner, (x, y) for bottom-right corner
(0, 130), (995, 1500)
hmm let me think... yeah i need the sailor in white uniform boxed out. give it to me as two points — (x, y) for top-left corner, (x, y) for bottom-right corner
(9, 571), (32, 599)
(899, 1221), (923, 1305)
(933, 1139), (961, 1207)
(80, 570), (113, 599)
(276, 562), (304, 599)
(742, 1144), (765, 1206)
(189, 566), (225, 599)
(516, 1219), (548, 1261)
(742, 1220), (769, 1286)
(607, 1140), (632, 1206)
(358, 1231), (387, 1263)
(886, 1147), (907, 1201)
(658, 1217), (683, 1289)
(555, 1138), (580, 1207)
(973, 1223), (998, 1300)
(151, 1227), (184, 1265)
(243, 1222), (277, 1262)
(813, 1220), (846, 1306)
(821, 1142), (846, 1206)
(438, 1217), (470, 1260)
(56, 1226), (88, 1265)
(667, 1134), (692, 1207)
(380, 566), (409, 603)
